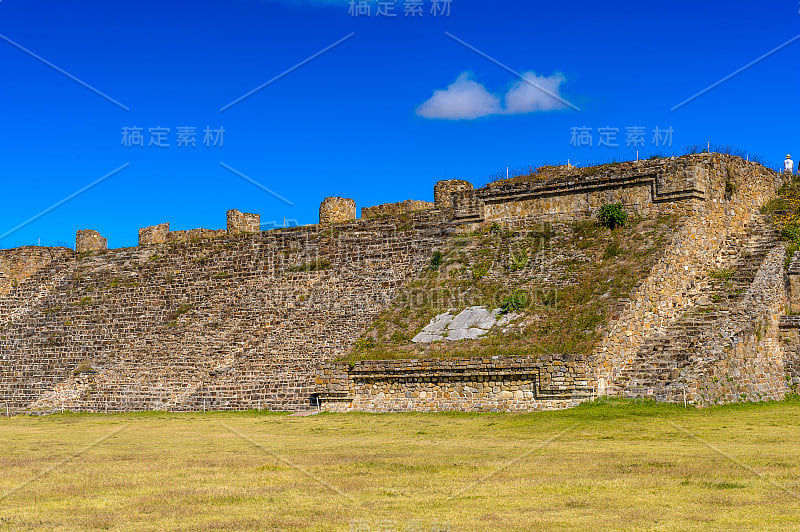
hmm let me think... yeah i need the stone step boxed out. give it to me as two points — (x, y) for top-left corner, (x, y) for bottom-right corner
(617, 214), (779, 395)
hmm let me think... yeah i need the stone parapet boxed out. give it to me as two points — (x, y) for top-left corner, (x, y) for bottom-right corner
(227, 209), (261, 234)
(138, 223), (170, 246)
(165, 228), (227, 242)
(319, 197), (356, 224)
(434, 179), (473, 210)
(361, 200), (435, 219)
(445, 154), (782, 226)
(76, 230), (107, 253)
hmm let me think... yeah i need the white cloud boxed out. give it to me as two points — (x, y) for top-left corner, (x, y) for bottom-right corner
(417, 71), (570, 120)
(504, 72), (568, 114)
(416, 73), (502, 120)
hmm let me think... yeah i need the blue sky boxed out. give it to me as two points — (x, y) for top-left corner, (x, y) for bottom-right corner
(1, 0), (799, 248)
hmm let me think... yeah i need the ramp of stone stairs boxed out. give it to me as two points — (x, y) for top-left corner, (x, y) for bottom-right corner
(615, 215), (782, 402)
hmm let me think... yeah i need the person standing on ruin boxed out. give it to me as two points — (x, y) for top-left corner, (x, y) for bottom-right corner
(785, 154), (794, 174)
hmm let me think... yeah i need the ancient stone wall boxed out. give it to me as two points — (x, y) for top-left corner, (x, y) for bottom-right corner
(314, 354), (596, 413)
(165, 228), (227, 242)
(596, 156), (786, 395)
(0, 247), (73, 299)
(457, 157), (709, 226)
(361, 200), (435, 219)
(434, 179), (473, 210)
(139, 223), (170, 246)
(319, 197), (357, 224)
(75, 230), (107, 253)
(0, 154), (792, 413)
(227, 209), (260, 234)
(620, 244), (789, 405)
(781, 323), (800, 389)
(0, 211), (449, 413)
(787, 254), (800, 314)
(139, 223), (230, 246)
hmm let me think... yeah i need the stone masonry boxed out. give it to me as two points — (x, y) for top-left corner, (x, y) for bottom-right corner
(434, 179), (473, 210)
(1, 211), (449, 413)
(319, 197), (357, 224)
(787, 253), (800, 314)
(361, 200), (435, 219)
(227, 209), (261, 234)
(75, 230), (107, 253)
(314, 355), (595, 413)
(0, 154), (795, 413)
(139, 223), (170, 246)
(450, 155), (714, 226)
(593, 156), (786, 400)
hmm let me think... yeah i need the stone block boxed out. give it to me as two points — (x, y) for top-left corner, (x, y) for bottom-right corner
(139, 223), (170, 246)
(434, 179), (473, 209)
(361, 200), (435, 219)
(227, 209), (261, 234)
(75, 230), (107, 253)
(319, 197), (356, 224)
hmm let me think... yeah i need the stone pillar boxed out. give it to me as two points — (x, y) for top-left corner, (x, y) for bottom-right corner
(75, 230), (107, 253)
(789, 253), (800, 314)
(319, 197), (356, 224)
(138, 223), (170, 246)
(227, 209), (261, 233)
(434, 179), (473, 210)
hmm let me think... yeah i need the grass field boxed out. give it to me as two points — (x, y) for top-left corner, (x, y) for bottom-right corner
(1, 399), (799, 531)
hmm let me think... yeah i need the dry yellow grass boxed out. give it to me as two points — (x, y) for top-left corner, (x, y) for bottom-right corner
(1, 399), (799, 531)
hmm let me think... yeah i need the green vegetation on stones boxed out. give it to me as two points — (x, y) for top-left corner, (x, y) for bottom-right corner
(429, 251), (443, 271)
(709, 268), (734, 281)
(343, 214), (680, 362)
(499, 290), (527, 314)
(597, 204), (628, 230)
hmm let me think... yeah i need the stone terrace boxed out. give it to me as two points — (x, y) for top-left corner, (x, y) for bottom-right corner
(0, 212), (449, 413)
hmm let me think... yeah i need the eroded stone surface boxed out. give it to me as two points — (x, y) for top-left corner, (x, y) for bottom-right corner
(413, 306), (509, 343)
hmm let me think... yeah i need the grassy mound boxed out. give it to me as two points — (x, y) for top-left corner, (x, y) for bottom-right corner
(344, 214), (681, 362)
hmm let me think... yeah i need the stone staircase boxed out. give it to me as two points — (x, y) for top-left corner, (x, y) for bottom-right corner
(616, 216), (780, 400)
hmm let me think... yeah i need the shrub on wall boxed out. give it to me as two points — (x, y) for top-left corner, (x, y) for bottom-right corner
(597, 204), (628, 229)
(499, 290), (527, 314)
(430, 251), (443, 270)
